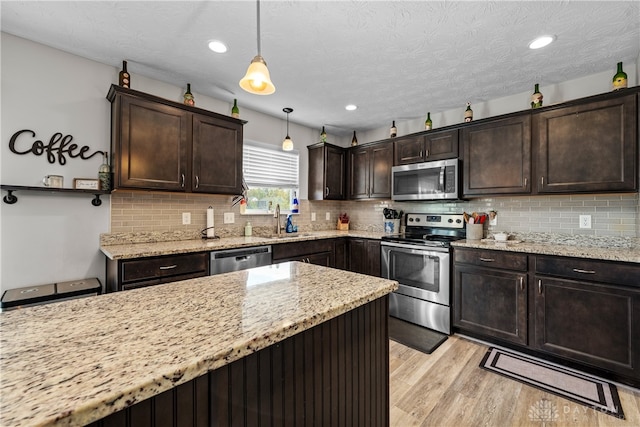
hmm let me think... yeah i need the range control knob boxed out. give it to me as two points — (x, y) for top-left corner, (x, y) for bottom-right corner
(448, 218), (453, 223)
(408, 217), (414, 222)
(415, 218), (420, 222)
(456, 219), (462, 223)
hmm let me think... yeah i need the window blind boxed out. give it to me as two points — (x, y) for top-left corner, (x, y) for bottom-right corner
(243, 141), (299, 188)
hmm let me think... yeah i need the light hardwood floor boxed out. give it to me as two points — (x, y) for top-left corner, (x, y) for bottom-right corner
(389, 335), (640, 426)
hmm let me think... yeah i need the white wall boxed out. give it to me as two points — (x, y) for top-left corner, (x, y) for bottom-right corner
(0, 33), (321, 292)
(359, 63), (639, 144)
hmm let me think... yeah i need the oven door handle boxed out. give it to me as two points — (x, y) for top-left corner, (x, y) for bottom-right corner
(381, 241), (448, 255)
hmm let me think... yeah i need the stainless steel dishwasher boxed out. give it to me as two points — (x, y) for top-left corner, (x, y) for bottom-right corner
(210, 246), (272, 275)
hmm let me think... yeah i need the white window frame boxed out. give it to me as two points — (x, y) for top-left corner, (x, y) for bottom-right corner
(243, 140), (299, 215)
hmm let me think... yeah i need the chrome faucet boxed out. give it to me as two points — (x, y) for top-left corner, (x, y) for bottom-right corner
(274, 203), (283, 236)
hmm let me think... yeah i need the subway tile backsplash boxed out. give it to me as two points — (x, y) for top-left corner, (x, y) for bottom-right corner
(109, 191), (639, 240)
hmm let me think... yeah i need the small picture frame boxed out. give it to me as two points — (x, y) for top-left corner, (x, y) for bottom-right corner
(73, 178), (101, 190)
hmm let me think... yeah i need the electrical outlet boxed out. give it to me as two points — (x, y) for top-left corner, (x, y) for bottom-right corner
(326, 212), (331, 221)
(311, 212), (316, 222)
(223, 212), (235, 224)
(182, 212), (191, 225)
(489, 216), (497, 226)
(579, 215), (592, 229)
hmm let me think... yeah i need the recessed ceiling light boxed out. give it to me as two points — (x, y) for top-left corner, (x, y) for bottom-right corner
(528, 35), (555, 50)
(208, 40), (228, 53)
(345, 104), (357, 111)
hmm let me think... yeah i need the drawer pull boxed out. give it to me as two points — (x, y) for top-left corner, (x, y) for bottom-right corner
(159, 265), (178, 270)
(572, 268), (596, 274)
(479, 257), (495, 262)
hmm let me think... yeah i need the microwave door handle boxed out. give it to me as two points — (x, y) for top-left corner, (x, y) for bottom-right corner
(439, 166), (445, 192)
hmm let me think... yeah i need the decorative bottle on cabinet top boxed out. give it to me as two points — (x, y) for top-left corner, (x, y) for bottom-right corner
(351, 131), (358, 146)
(531, 83), (543, 108)
(390, 121), (397, 138)
(119, 60), (130, 88)
(320, 126), (327, 143)
(464, 103), (473, 122)
(612, 62), (628, 91)
(425, 112), (432, 130)
(183, 84), (195, 106)
(231, 99), (240, 118)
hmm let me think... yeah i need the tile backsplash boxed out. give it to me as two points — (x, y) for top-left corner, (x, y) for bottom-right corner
(109, 190), (639, 240)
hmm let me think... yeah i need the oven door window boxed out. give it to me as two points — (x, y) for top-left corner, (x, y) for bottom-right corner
(390, 251), (440, 293)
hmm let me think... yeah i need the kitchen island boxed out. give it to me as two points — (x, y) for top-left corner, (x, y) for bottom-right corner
(0, 262), (398, 426)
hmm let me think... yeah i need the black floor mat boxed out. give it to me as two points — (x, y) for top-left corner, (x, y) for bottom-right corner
(388, 316), (448, 354)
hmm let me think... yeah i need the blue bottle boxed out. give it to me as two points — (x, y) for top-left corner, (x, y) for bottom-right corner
(286, 215), (294, 233)
(292, 191), (299, 214)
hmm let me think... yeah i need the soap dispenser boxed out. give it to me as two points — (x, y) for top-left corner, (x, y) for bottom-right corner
(244, 221), (252, 237)
(286, 215), (293, 233)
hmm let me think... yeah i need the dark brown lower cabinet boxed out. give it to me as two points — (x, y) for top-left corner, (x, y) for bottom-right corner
(533, 276), (639, 376)
(87, 296), (390, 427)
(453, 248), (640, 386)
(453, 248), (528, 345)
(453, 264), (527, 345)
(272, 239), (336, 267)
(348, 238), (381, 277)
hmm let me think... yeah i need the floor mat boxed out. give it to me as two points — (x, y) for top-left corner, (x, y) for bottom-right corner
(480, 347), (624, 419)
(388, 316), (448, 354)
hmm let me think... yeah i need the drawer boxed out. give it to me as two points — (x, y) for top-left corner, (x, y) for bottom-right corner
(535, 256), (638, 288)
(121, 253), (209, 284)
(272, 239), (335, 260)
(454, 248), (528, 271)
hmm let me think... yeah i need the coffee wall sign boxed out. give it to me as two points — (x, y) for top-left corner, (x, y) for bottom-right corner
(8, 129), (103, 165)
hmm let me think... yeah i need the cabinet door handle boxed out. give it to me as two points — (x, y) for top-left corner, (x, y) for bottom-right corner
(419, 150), (423, 158)
(572, 268), (596, 274)
(181, 174), (185, 188)
(325, 186), (329, 197)
(538, 279), (542, 295)
(479, 257), (495, 262)
(425, 149), (429, 158)
(519, 277), (524, 291)
(159, 265), (178, 270)
(541, 176), (544, 185)
(524, 178), (528, 187)
(195, 175), (199, 189)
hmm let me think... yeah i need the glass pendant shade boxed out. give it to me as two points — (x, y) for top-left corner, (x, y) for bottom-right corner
(282, 107), (293, 151)
(239, 0), (275, 95)
(282, 135), (294, 151)
(239, 55), (275, 95)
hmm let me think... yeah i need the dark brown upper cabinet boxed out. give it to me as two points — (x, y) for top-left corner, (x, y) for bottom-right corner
(461, 114), (532, 197)
(307, 142), (346, 200)
(107, 85), (244, 195)
(348, 141), (392, 200)
(394, 129), (458, 165)
(534, 92), (637, 193)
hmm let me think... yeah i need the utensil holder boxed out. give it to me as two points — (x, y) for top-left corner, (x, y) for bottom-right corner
(337, 221), (349, 231)
(384, 219), (400, 234)
(466, 223), (483, 240)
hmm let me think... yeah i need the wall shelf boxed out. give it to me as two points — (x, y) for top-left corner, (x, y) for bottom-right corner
(1, 185), (110, 206)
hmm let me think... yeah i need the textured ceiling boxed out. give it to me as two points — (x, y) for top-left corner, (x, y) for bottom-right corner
(2, 1), (639, 136)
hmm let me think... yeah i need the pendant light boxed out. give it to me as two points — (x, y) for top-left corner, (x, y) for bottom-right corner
(282, 107), (294, 151)
(239, 0), (276, 95)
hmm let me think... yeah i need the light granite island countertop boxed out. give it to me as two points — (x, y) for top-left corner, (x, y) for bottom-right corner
(0, 262), (398, 426)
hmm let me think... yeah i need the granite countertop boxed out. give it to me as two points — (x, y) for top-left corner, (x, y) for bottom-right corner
(100, 230), (385, 260)
(0, 262), (397, 426)
(452, 235), (640, 264)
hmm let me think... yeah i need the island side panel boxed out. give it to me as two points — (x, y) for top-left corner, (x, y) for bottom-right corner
(88, 295), (390, 427)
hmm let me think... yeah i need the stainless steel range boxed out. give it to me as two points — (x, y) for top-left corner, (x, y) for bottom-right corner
(381, 213), (466, 335)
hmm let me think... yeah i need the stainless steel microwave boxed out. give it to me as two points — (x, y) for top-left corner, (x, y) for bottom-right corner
(391, 158), (459, 201)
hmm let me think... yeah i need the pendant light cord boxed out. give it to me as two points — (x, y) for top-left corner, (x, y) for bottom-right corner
(256, 0), (261, 56)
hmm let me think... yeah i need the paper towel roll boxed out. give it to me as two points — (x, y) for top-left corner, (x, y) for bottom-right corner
(207, 206), (215, 238)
